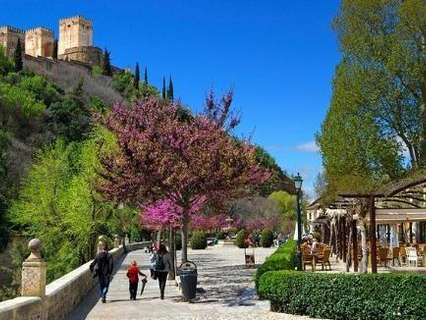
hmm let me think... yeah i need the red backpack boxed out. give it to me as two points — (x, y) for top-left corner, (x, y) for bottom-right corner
(127, 265), (140, 284)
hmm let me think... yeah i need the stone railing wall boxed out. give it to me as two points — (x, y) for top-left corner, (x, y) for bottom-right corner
(0, 241), (149, 320)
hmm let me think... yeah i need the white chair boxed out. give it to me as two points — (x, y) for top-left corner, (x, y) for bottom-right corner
(406, 247), (422, 267)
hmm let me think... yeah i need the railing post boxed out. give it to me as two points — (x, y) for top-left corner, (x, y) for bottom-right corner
(21, 238), (47, 298)
(114, 234), (120, 248)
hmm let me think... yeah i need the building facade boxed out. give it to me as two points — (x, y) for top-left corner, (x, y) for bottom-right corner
(1, 15), (102, 65)
(25, 27), (54, 58)
(58, 16), (92, 55)
(58, 16), (102, 65)
(0, 26), (25, 57)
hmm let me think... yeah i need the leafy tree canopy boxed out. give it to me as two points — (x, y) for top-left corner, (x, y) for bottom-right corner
(8, 127), (136, 281)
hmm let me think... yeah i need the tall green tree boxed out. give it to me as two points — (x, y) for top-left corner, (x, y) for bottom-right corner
(13, 39), (23, 72)
(268, 191), (296, 221)
(102, 49), (112, 76)
(134, 63), (140, 89)
(167, 76), (174, 101)
(317, 61), (404, 196)
(333, 0), (426, 167)
(0, 45), (13, 75)
(161, 77), (166, 100)
(144, 66), (148, 84)
(52, 39), (58, 59)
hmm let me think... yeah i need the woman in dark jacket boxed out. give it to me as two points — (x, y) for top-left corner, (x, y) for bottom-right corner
(154, 244), (173, 299)
(90, 242), (113, 303)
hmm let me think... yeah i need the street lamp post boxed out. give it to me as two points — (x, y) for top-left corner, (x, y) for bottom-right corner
(294, 173), (303, 271)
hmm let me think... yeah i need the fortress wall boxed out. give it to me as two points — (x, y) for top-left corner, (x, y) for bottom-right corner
(23, 55), (122, 106)
(0, 26), (25, 57)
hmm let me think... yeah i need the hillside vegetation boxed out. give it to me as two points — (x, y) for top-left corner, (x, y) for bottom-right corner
(0, 46), (157, 300)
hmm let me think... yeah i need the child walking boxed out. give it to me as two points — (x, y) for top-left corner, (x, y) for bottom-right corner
(126, 260), (147, 300)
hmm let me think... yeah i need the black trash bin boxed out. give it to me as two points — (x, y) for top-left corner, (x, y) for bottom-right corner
(178, 261), (197, 301)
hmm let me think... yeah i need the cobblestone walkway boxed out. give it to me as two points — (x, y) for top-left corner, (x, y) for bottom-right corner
(68, 246), (315, 320)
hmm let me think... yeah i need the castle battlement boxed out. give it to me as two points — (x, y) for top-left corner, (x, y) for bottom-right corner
(0, 25), (25, 34)
(59, 15), (92, 26)
(26, 27), (54, 35)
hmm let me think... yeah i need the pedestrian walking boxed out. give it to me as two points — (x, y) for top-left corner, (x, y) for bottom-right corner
(126, 260), (147, 300)
(149, 249), (157, 279)
(155, 244), (173, 299)
(90, 241), (113, 303)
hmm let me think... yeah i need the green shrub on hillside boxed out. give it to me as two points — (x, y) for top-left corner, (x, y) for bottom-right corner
(190, 231), (207, 249)
(260, 229), (273, 247)
(8, 128), (126, 282)
(235, 229), (248, 248)
(258, 271), (426, 320)
(255, 240), (296, 289)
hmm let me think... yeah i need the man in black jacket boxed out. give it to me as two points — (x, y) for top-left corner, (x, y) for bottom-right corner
(90, 242), (114, 303)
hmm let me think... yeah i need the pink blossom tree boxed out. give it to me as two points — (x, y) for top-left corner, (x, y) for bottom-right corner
(100, 97), (268, 262)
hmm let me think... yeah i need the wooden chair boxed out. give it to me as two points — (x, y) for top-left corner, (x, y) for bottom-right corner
(377, 247), (391, 267)
(316, 248), (331, 271)
(302, 246), (314, 271)
(399, 245), (407, 265)
(391, 247), (400, 266)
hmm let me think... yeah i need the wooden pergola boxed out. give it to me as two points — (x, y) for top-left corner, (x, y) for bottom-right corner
(340, 176), (426, 273)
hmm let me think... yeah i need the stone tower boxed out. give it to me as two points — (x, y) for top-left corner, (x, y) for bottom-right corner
(25, 27), (54, 58)
(58, 15), (92, 55)
(0, 26), (25, 57)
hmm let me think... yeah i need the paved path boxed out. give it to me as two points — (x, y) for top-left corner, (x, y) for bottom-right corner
(69, 246), (314, 320)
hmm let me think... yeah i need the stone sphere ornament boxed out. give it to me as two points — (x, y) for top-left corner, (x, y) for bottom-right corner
(28, 238), (42, 260)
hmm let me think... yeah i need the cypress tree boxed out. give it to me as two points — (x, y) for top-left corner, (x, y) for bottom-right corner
(13, 38), (23, 72)
(144, 67), (148, 84)
(162, 77), (166, 100)
(167, 76), (174, 101)
(102, 49), (112, 76)
(134, 63), (140, 89)
(52, 39), (58, 59)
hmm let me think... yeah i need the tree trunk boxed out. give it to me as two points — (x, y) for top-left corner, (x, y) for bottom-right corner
(156, 229), (162, 245)
(359, 219), (368, 273)
(168, 226), (175, 280)
(181, 211), (189, 263)
(346, 217), (352, 272)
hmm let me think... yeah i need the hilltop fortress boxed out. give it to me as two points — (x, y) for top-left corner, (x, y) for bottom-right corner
(0, 15), (102, 66)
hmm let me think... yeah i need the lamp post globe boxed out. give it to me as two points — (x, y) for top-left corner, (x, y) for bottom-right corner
(294, 172), (303, 271)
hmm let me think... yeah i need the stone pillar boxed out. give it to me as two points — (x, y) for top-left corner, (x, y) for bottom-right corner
(114, 234), (120, 248)
(21, 238), (47, 297)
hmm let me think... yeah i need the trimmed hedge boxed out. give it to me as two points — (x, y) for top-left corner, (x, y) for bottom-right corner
(190, 231), (207, 249)
(260, 229), (274, 247)
(258, 271), (426, 320)
(255, 239), (296, 289)
(235, 229), (248, 248)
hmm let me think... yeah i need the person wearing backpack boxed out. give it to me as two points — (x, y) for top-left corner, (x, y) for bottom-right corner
(90, 241), (113, 303)
(126, 260), (147, 300)
(155, 244), (173, 299)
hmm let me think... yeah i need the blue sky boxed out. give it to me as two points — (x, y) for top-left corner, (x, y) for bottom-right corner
(1, 1), (341, 197)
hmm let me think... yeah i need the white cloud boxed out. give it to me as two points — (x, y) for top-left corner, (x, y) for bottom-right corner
(295, 141), (320, 153)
